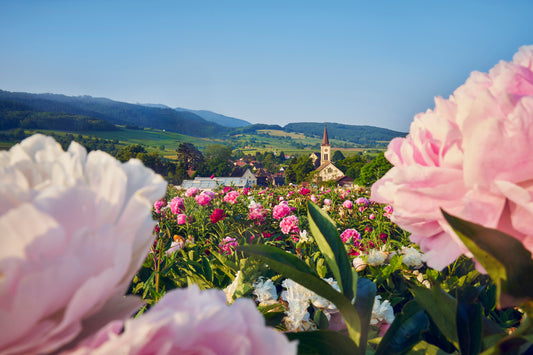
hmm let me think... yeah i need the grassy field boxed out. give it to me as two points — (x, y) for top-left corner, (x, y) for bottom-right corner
(1, 127), (385, 160)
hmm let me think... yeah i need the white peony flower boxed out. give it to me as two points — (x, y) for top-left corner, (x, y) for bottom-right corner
(0, 135), (167, 355)
(370, 295), (395, 325)
(281, 279), (314, 331)
(299, 229), (309, 243)
(401, 246), (424, 268)
(367, 249), (388, 266)
(253, 277), (278, 305)
(223, 270), (241, 304)
(309, 278), (340, 316)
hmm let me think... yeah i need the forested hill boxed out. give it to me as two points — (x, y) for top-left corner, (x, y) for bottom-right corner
(0, 90), (228, 138)
(284, 122), (407, 146)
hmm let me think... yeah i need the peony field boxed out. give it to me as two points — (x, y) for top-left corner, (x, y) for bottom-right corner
(3, 46), (533, 354)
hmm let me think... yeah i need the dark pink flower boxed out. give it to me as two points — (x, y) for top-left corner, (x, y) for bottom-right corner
(340, 228), (361, 243)
(210, 208), (226, 223)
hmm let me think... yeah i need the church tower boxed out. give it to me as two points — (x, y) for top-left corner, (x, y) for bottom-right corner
(321, 124), (330, 164)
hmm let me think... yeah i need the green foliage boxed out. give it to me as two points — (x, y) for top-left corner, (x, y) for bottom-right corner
(332, 150), (345, 162)
(336, 154), (367, 179)
(285, 155), (314, 184)
(358, 152), (393, 186)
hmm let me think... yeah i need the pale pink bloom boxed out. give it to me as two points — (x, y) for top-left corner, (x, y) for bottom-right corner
(369, 213), (375, 220)
(248, 203), (266, 223)
(177, 213), (187, 225)
(195, 192), (211, 206)
(372, 45), (533, 270)
(203, 190), (216, 199)
(224, 190), (240, 204)
(340, 228), (361, 243)
(185, 187), (199, 197)
(63, 285), (297, 355)
(169, 196), (184, 214)
(343, 200), (353, 209)
(280, 215), (300, 235)
(0, 134), (167, 354)
(310, 195), (317, 203)
(273, 201), (291, 220)
(323, 198), (331, 206)
(166, 240), (184, 255)
(355, 197), (369, 206)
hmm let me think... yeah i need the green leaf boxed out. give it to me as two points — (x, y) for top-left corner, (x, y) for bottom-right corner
(456, 287), (482, 355)
(409, 281), (459, 349)
(313, 308), (330, 330)
(307, 201), (353, 300)
(354, 278), (376, 354)
(201, 256), (213, 283)
(442, 210), (533, 307)
(286, 330), (359, 355)
(239, 244), (362, 348)
(376, 301), (430, 355)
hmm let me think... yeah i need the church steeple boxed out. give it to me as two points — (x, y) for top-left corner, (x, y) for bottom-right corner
(321, 124), (330, 164)
(322, 124), (329, 146)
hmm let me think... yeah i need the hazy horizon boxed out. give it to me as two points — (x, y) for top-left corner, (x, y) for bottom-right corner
(1, 1), (532, 131)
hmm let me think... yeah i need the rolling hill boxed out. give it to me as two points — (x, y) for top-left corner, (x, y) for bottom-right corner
(0, 90), (228, 138)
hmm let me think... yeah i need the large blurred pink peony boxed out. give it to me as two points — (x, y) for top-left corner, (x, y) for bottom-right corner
(371, 45), (533, 270)
(0, 135), (167, 354)
(63, 285), (297, 355)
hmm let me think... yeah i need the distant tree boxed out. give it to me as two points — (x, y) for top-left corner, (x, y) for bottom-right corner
(205, 144), (232, 162)
(262, 152), (276, 172)
(116, 144), (147, 162)
(176, 143), (204, 170)
(332, 150), (345, 162)
(285, 155), (314, 184)
(278, 151), (286, 163)
(357, 152), (392, 186)
(336, 154), (367, 179)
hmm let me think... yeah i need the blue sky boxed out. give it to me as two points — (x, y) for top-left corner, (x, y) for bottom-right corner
(1, 1), (532, 131)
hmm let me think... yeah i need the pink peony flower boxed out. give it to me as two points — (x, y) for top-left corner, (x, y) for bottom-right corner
(355, 197), (369, 206)
(224, 190), (240, 204)
(0, 134), (167, 354)
(340, 228), (361, 243)
(280, 215), (300, 235)
(371, 45), (533, 270)
(62, 285), (297, 355)
(219, 237), (238, 255)
(185, 187), (199, 197)
(273, 201), (291, 220)
(210, 208), (226, 223)
(177, 213), (187, 225)
(195, 192), (212, 206)
(299, 187), (310, 196)
(343, 200), (353, 209)
(323, 198), (332, 206)
(369, 213), (375, 220)
(169, 196), (185, 214)
(248, 203), (266, 223)
(153, 200), (165, 213)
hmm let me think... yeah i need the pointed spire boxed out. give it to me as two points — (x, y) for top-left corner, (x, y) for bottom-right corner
(322, 124), (329, 146)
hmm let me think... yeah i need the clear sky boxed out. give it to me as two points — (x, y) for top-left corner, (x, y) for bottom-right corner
(1, 0), (532, 131)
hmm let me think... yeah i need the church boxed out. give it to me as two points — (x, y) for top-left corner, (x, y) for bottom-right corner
(311, 125), (348, 183)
